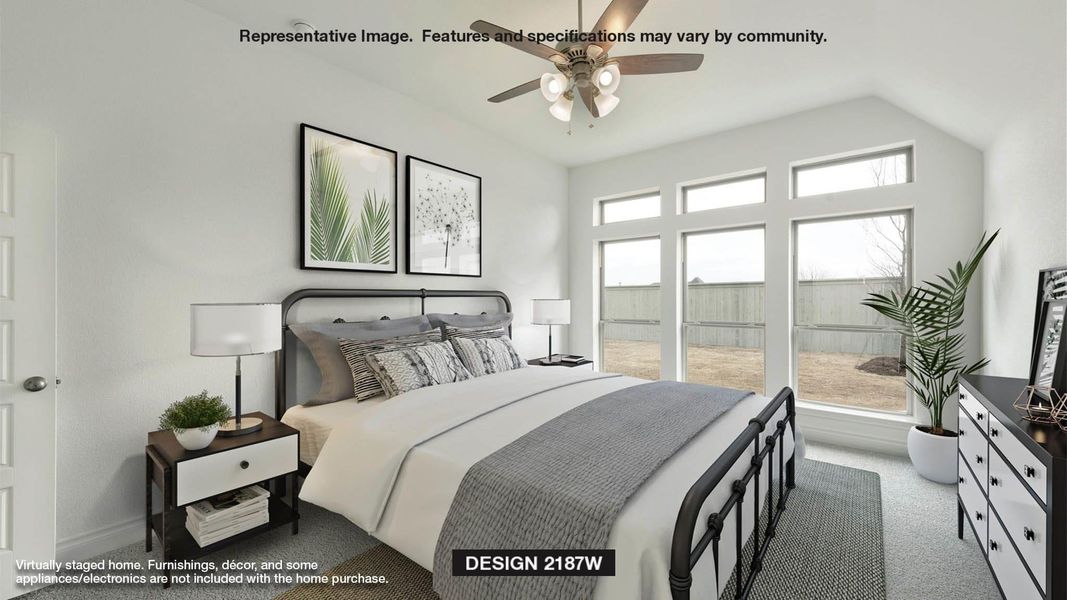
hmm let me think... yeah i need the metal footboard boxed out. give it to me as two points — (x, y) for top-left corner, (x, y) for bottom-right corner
(669, 387), (797, 600)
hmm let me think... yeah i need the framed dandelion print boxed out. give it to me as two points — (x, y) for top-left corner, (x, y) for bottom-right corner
(301, 123), (397, 273)
(406, 156), (482, 277)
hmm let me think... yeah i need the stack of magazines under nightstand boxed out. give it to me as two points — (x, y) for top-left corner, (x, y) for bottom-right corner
(185, 485), (269, 547)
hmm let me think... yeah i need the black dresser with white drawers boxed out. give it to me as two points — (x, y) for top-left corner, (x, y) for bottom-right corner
(958, 374), (1067, 600)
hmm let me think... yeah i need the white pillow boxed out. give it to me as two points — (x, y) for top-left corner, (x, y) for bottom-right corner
(365, 341), (473, 397)
(450, 336), (527, 377)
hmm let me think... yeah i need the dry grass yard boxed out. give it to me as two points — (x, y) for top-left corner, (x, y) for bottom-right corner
(603, 340), (907, 412)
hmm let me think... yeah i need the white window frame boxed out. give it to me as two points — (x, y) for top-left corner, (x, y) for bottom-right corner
(791, 146), (914, 199)
(597, 190), (661, 225)
(790, 209), (914, 416)
(598, 236), (661, 370)
(681, 225), (766, 392)
(681, 171), (766, 214)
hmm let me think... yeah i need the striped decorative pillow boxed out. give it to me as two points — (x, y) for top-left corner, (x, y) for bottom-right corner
(444, 323), (508, 341)
(338, 330), (442, 401)
(450, 336), (527, 377)
(365, 341), (473, 398)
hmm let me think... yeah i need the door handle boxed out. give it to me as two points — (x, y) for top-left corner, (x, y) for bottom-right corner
(23, 376), (48, 392)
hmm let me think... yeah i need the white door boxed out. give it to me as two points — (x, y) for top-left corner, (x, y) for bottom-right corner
(0, 119), (58, 599)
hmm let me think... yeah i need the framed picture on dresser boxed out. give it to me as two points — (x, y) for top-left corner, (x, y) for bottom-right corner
(405, 156), (482, 277)
(1029, 266), (1067, 399)
(300, 123), (398, 273)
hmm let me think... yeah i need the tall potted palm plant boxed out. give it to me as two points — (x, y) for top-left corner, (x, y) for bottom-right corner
(862, 231), (998, 483)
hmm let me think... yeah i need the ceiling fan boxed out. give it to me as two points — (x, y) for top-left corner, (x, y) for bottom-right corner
(472, 0), (704, 122)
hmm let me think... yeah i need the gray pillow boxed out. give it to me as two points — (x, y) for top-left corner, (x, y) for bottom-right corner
(444, 323), (509, 341)
(427, 312), (513, 337)
(366, 341), (473, 398)
(450, 336), (527, 377)
(290, 315), (436, 405)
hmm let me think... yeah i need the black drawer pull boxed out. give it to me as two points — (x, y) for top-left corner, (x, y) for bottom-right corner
(959, 392), (964, 400)
(989, 539), (998, 551)
(975, 511), (984, 521)
(240, 460), (250, 470)
(959, 429), (966, 437)
(975, 455), (983, 464)
(1024, 527), (1035, 542)
(990, 428), (999, 437)
(959, 476), (966, 484)
(990, 477), (999, 486)
(1025, 465), (1036, 478)
(976, 412), (984, 421)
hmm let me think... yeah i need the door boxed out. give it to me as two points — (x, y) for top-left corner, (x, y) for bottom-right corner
(0, 119), (58, 599)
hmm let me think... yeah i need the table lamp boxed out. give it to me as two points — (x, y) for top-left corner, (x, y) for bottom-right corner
(532, 299), (571, 364)
(190, 302), (281, 436)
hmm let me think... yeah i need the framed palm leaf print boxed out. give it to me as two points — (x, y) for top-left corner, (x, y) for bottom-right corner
(405, 156), (482, 277)
(301, 124), (397, 273)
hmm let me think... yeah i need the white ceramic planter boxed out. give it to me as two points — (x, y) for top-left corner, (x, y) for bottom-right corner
(174, 423), (219, 451)
(907, 425), (958, 484)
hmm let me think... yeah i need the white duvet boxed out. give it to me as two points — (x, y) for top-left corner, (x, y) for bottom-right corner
(300, 367), (794, 600)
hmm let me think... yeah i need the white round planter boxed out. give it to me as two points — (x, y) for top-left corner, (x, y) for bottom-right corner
(174, 424), (219, 451)
(907, 425), (958, 484)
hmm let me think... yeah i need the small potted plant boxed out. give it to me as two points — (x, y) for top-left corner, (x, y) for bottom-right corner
(159, 390), (232, 451)
(863, 231), (997, 483)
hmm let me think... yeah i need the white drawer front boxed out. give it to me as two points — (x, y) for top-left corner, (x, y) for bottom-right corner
(958, 453), (987, 549)
(988, 413), (1047, 504)
(959, 387), (989, 435)
(988, 513), (1043, 600)
(176, 435), (297, 506)
(958, 412), (988, 491)
(989, 449), (1046, 591)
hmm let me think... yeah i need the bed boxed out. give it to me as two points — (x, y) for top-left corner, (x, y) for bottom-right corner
(275, 288), (797, 600)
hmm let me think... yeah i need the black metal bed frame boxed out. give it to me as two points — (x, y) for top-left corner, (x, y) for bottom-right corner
(274, 287), (797, 599)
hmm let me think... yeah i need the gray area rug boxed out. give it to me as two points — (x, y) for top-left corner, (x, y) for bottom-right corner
(275, 460), (885, 600)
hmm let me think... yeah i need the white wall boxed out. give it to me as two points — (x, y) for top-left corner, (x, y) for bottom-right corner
(1, 0), (568, 554)
(981, 100), (1067, 376)
(569, 97), (984, 454)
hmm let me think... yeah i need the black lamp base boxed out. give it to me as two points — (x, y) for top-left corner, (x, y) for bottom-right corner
(217, 416), (263, 437)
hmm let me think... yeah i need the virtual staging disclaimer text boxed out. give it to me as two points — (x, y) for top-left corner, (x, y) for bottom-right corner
(15, 559), (387, 587)
(238, 28), (828, 46)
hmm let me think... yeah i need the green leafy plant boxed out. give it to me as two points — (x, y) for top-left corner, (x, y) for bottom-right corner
(158, 390), (231, 433)
(862, 230), (998, 435)
(352, 190), (391, 265)
(308, 140), (355, 263)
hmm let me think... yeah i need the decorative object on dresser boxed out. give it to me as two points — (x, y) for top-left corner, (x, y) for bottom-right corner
(958, 375), (1063, 600)
(863, 230), (997, 484)
(190, 302), (282, 436)
(145, 412), (299, 588)
(1029, 266), (1067, 402)
(531, 298), (571, 364)
(157, 390), (232, 451)
(300, 124), (398, 273)
(405, 156), (481, 277)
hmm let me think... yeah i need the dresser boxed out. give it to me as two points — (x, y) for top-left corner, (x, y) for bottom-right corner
(958, 374), (1067, 600)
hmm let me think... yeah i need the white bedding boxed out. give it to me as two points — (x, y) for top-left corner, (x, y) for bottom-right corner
(281, 396), (384, 464)
(300, 367), (794, 600)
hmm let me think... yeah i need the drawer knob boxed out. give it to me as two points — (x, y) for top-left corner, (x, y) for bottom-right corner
(1025, 465), (1036, 478)
(1024, 527), (1035, 542)
(975, 511), (983, 521)
(990, 540), (998, 551)
(990, 477), (999, 487)
(975, 455), (983, 464)
(990, 428), (999, 437)
(958, 476), (966, 484)
(976, 412), (984, 421)
(959, 392), (964, 400)
(959, 430), (966, 437)
(240, 460), (250, 470)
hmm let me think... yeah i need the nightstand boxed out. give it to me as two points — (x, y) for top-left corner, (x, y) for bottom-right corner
(528, 357), (594, 369)
(145, 412), (299, 587)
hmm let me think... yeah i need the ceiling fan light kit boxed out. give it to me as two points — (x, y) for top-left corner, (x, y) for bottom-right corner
(473, 0), (704, 124)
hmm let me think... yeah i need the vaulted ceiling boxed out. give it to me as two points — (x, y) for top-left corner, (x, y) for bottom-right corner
(187, 0), (1064, 166)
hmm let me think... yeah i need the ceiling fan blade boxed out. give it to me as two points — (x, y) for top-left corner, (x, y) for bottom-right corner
(488, 79), (542, 103)
(589, 0), (650, 52)
(471, 20), (567, 63)
(578, 85), (600, 118)
(614, 53), (704, 75)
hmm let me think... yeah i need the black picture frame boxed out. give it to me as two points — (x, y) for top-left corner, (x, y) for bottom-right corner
(405, 156), (482, 278)
(299, 123), (398, 273)
(1029, 266), (1067, 399)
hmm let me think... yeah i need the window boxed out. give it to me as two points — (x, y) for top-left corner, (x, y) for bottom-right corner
(600, 237), (661, 378)
(683, 173), (765, 213)
(684, 227), (765, 393)
(793, 212), (911, 412)
(599, 192), (660, 224)
(793, 147), (912, 198)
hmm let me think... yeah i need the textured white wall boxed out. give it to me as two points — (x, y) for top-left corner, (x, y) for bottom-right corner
(2, 0), (568, 545)
(568, 97), (984, 441)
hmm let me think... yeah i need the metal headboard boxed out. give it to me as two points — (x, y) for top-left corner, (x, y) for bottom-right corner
(274, 288), (513, 418)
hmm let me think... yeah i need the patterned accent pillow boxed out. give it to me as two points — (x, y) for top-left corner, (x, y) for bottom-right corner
(450, 336), (528, 377)
(444, 323), (508, 341)
(338, 330), (443, 401)
(365, 342), (473, 398)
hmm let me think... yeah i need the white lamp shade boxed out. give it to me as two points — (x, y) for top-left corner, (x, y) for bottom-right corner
(190, 303), (282, 356)
(593, 64), (621, 95)
(532, 299), (571, 325)
(549, 96), (573, 122)
(594, 92), (620, 117)
(540, 73), (567, 102)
